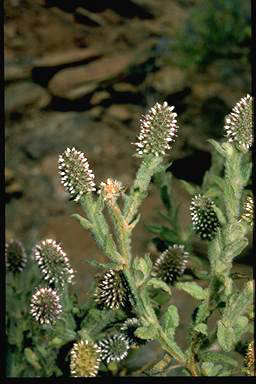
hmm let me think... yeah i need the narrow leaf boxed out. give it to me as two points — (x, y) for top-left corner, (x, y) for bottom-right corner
(71, 213), (92, 230)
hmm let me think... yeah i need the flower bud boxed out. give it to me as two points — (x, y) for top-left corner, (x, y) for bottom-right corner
(30, 287), (62, 325)
(190, 195), (220, 241)
(152, 244), (188, 284)
(70, 340), (101, 377)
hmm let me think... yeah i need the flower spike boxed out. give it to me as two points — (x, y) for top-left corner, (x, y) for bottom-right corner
(224, 94), (253, 152)
(132, 101), (178, 157)
(59, 147), (96, 202)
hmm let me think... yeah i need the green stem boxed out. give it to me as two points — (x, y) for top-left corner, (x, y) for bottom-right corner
(106, 202), (132, 265)
(124, 155), (162, 224)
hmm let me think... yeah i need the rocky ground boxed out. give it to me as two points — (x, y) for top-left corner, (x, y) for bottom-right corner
(5, 0), (252, 369)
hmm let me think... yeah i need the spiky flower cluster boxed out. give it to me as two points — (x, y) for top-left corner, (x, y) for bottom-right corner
(98, 334), (130, 363)
(58, 147), (96, 202)
(224, 94), (253, 152)
(133, 101), (178, 157)
(98, 178), (125, 202)
(30, 287), (62, 325)
(190, 195), (220, 241)
(245, 341), (255, 376)
(94, 270), (130, 310)
(120, 318), (145, 347)
(240, 195), (253, 227)
(33, 239), (75, 288)
(5, 239), (27, 273)
(152, 244), (189, 285)
(70, 340), (101, 377)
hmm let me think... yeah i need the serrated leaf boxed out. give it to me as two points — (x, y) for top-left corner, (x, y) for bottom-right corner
(201, 352), (238, 367)
(162, 305), (179, 337)
(217, 321), (235, 352)
(71, 213), (92, 230)
(146, 278), (171, 294)
(134, 325), (158, 340)
(194, 322), (208, 336)
(24, 348), (42, 370)
(175, 282), (207, 300)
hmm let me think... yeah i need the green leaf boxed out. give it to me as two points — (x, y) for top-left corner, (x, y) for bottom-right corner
(179, 180), (198, 196)
(194, 322), (208, 336)
(195, 302), (210, 324)
(133, 255), (152, 279)
(146, 278), (171, 294)
(85, 259), (120, 270)
(175, 282), (208, 300)
(208, 139), (226, 157)
(71, 213), (92, 230)
(212, 205), (226, 226)
(233, 316), (248, 342)
(217, 321), (235, 352)
(24, 348), (42, 370)
(134, 325), (158, 340)
(201, 352), (238, 368)
(201, 362), (222, 376)
(96, 194), (105, 212)
(162, 305), (179, 337)
(240, 161), (252, 184)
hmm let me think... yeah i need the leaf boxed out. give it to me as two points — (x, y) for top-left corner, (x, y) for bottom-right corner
(24, 348), (42, 370)
(179, 180), (198, 196)
(96, 194), (105, 212)
(194, 322), (208, 336)
(175, 282), (208, 300)
(134, 325), (158, 340)
(201, 352), (238, 368)
(85, 259), (120, 270)
(195, 302), (210, 324)
(224, 238), (248, 260)
(208, 139), (226, 157)
(133, 255), (152, 279)
(240, 161), (252, 184)
(71, 213), (92, 230)
(212, 205), (226, 226)
(162, 305), (179, 337)
(201, 362), (223, 376)
(217, 321), (235, 352)
(146, 278), (171, 294)
(233, 316), (248, 342)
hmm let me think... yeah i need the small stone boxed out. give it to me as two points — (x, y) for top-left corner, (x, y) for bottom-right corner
(90, 91), (110, 105)
(5, 81), (51, 114)
(106, 105), (135, 121)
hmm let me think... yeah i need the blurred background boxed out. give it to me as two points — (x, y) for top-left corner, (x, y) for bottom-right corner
(5, 0), (252, 361)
